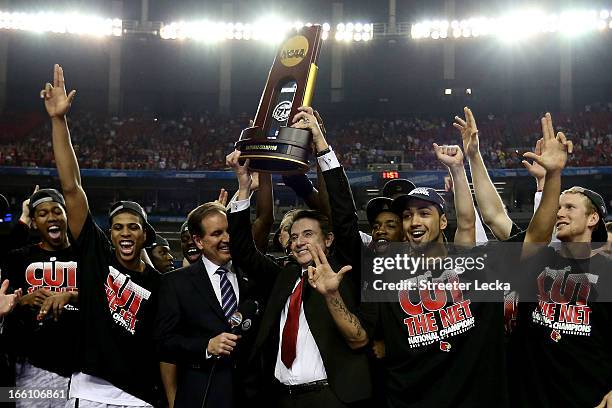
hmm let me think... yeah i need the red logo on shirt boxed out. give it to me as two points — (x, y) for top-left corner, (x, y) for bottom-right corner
(105, 266), (151, 334)
(24, 258), (78, 293)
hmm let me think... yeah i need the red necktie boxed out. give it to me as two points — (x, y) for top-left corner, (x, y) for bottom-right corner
(281, 275), (304, 368)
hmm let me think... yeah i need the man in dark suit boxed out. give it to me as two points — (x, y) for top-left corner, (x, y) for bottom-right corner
(155, 202), (255, 408)
(226, 107), (371, 408)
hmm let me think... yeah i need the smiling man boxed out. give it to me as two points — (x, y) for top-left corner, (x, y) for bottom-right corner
(43, 64), (162, 407)
(155, 201), (256, 408)
(179, 221), (201, 266)
(365, 196), (403, 254)
(226, 106), (371, 408)
(392, 187), (448, 250)
(2, 188), (79, 407)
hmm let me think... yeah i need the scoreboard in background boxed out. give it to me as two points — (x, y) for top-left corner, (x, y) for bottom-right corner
(381, 171), (399, 179)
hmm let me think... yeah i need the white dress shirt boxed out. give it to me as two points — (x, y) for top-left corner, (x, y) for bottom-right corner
(273, 271), (327, 385)
(202, 256), (239, 359)
(200, 256), (239, 306)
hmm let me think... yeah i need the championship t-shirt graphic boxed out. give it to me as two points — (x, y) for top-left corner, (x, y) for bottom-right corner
(105, 266), (152, 335)
(531, 265), (597, 340)
(399, 270), (476, 349)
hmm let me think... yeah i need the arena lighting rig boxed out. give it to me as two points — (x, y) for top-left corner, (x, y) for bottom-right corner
(411, 8), (612, 41)
(1, 6), (612, 44)
(159, 20), (373, 43)
(0, 11), (122, 37)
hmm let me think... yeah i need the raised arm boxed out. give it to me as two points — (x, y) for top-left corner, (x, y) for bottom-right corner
(454, 107), (513, 240)
(522, 113), (572, 244)
(292, 107), (363, 280)
(252, 172), (275, 252)
(434, 144), (475, 246)
(42, 64), (88, 239)
(226, 151), (281, 295)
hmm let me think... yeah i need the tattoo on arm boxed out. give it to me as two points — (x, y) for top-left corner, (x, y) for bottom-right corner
(330, 295), (362, 338)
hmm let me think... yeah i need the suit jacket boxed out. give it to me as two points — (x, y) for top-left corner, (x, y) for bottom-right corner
(227, 166), (372, 404)
(155, 259), (256, 408)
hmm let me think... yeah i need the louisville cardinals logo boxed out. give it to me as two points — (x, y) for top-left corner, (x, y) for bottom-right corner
(550, 329), (561, 342)
(440, 341), (451, 352)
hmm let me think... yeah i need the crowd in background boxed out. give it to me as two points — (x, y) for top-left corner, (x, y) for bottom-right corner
(0, 109), (611, 171)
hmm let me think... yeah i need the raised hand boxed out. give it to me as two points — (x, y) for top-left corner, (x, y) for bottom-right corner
(433, 143), (465, 169)
(522, 138), (547, 182)
(291, 106), (328, 153)
(0, 280), (22, 317)
(19, 185), (39, 226)
(307, 243), (352, 296)
(215, 188), (229, 207)
(40, 64), (76, 118)
(226, 150), (252, 192)
(453, 107), (480, 158)
(522, 113), (573, 173)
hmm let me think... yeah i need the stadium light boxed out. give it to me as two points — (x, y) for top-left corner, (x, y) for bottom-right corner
(444, 88), (452, 95)
(0, 10), (122, 37)
(411, 6), (612, 41)
(159, 19), (372, 43)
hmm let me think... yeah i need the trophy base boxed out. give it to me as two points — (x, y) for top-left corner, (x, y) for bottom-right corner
(236, 127), (312, 174)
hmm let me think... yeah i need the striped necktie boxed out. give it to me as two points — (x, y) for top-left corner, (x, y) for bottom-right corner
(216, 267), (238, 321)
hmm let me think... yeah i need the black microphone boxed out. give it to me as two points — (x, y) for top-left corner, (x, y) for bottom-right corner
(202, 300), (261, 408)
(228, 299), (260, 335)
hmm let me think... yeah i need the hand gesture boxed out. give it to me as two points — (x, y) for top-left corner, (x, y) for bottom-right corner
(207, 332), (240, 357)
(453, 107), (480, 158)
(307, 243), (352, 296)
(433, 143), (464, 169)
(522, 113), (573, 173)
(291, 107), (327, 153)
(226, 150), (252, 192)
(40, 64), (76, 118)
(37, 291), (75, 322)
(522, 138), (547, 180)
(0, 280), (22, 317)
(595, 390), (612, 408)
(215, 188), (229, 207)
(18, 288), (53, 309)
(19, 185), (39, 226)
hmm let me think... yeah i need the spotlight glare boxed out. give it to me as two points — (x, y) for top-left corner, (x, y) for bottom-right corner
(322, 22), (330, 32)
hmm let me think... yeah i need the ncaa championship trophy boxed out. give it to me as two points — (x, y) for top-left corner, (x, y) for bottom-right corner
(235, 25), (323, 173)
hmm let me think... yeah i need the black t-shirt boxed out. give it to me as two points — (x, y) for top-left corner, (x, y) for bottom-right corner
(362, 245), (508, 408)
(2, 244), (79, 377)
(72, 214), (161, 404)
(510, 248), (612, 408)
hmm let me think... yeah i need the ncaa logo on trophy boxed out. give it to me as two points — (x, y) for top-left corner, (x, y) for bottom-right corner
(235, 26), (323, 174)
